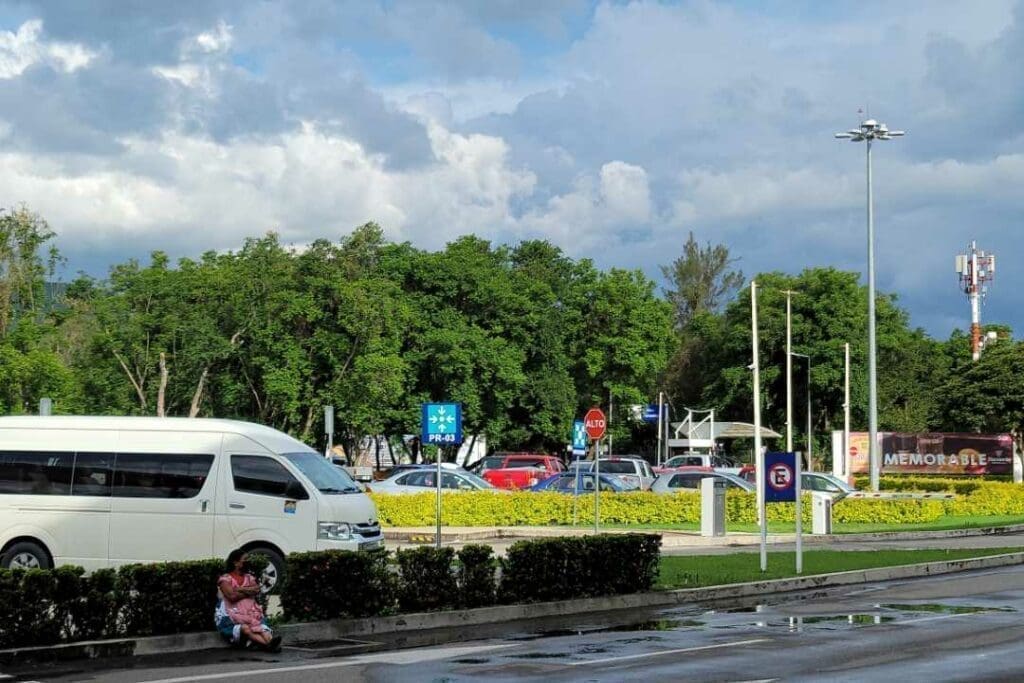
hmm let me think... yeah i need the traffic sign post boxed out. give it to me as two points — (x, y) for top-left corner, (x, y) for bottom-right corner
(584, 408), (606, 534)
(571, 420), (586, 526)
(422, 403), (463, 548)
(764, 451), (802, 573)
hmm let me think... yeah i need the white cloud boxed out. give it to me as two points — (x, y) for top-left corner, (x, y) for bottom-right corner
(0, 20), (96, 79)
(0, 121), (536, 252)
(193, 20), (234, 54)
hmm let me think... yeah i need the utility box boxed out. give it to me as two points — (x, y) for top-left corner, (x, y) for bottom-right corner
(812, 492), (833, 535)
(701, 477), (727, 537)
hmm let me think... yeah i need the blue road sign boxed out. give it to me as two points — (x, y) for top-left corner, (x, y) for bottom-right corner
(641, 404), (668, 423)
(421, 403), (463, 446)
(572, 420), (587, 456)
(765, 452), (797, 503)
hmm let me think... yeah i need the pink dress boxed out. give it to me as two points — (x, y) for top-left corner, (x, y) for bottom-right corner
(217, 573), (267, 632)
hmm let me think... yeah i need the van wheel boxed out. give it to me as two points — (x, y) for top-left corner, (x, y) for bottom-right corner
(2, 541), (51, 570)
(248, 547), (285, 594)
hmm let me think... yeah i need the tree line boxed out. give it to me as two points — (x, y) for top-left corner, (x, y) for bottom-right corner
(3, 207), (1019, 464)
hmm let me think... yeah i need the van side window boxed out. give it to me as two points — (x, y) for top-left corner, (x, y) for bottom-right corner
(71, 452), (114, 496)
(113, 454), (214, 498)
(231, 455), (308, 500)
(0, 451), (73, 495)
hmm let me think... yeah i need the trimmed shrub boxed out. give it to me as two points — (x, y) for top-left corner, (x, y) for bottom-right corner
(499, 533), (661, 604)
(456, 544), (496, 608)
(117, 559), (222, 637)
(396, 546), (457, 612)
(371, 491), (906, 527)
(280, 548), (395, 622)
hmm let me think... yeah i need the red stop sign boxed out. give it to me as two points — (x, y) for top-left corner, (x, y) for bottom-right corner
(584, 408), (607, 439)
(849, 446), (859, 457)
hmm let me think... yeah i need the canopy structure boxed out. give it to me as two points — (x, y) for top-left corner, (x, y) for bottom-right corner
(668, 415), (781, 454)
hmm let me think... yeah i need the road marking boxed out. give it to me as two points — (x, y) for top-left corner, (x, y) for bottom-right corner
(136, 644), (515, 683)
(898, 611), (990, 625)
(565, 638), (770, 667)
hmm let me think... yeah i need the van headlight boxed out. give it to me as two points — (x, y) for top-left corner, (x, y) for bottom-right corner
(318, 522), (353, 540)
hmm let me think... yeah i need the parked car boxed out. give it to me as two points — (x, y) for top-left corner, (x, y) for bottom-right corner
(737, 467), (857, 499)
(367, 468), (501, 494)
(656, 453), (739, 474)
(650, 469), (755, 494)
(529, 471), (640, 493)
(478, 454), (565, 490)
(570, 456), (656, 490)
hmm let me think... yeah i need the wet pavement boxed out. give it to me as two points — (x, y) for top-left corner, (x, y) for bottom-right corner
(8, 564), (1024, 682)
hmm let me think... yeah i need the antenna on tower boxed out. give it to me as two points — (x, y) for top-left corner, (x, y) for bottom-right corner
(955, 241), (996, 361)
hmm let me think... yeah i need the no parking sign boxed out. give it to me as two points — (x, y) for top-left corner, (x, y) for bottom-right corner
(765, 452), (797, 503)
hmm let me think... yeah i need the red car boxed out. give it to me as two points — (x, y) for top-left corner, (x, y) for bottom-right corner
(478, 454), (565, 490)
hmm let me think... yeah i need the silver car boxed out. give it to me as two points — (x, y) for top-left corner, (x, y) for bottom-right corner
(367, 468), (502, 494)
(571, 456), (656, 490)
(650, 470), (755, 494)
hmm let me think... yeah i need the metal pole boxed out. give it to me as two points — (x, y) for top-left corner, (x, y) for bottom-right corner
(752, 281), (767, 572)
(795, 450), (802, 574)
(844, 343), (851, 480)
(435, 447), (442, 548)
(593, 438), (601, 534)
(806, 356), (813, 472)
(656, 391), (664, 467)
(866, 138), (879, 492)
(786, 292), (793, 453)
(608, 389), (613, 458)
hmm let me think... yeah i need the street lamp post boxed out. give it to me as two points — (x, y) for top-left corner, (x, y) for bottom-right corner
(835, 119), (904, 492)
(792, 353), (811, 472)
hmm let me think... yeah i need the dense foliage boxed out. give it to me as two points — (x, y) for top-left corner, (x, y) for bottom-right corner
(4, 205), (1019, 462)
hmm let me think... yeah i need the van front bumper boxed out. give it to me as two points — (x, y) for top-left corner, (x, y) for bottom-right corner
(315, 535), (385, 552)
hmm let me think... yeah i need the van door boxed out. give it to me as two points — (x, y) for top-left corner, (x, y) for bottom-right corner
(107, 431), (219, 565)
(219, 450), (316, 557)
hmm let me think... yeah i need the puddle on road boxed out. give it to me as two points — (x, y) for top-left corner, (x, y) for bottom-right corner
(509, 618), (701, 641)
(803, 614), (895, 626)
(512, 652), (567, 659)
(451, 658), (491, 664)
(881, 603), (1016, 615)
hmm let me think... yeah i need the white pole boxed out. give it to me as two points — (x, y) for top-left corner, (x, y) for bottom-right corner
(844, 342), (851, 481)
(866, 137), (879, 493)
(786, 291), (793, 453)
(656, 392), (664, 467)
(752, 281), (766, 573)
(806, 356), (813, 473)
(795, 450), (802, 574)
(435, 447), (442, 548)
(970, 242), (981, 361)
(608, 389), (613, 458)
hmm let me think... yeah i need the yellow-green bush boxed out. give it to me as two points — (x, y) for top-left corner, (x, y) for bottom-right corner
(942, 482), (1024, 517)
(854, 476), (983, 495)
(369, 491), (944, 527)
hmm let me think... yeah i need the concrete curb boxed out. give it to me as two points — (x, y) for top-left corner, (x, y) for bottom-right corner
(3, 551), (1022, 666)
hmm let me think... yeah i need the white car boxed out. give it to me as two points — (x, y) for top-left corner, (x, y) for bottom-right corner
(368, 468), (502, 494)
(570, 456), (656, 490)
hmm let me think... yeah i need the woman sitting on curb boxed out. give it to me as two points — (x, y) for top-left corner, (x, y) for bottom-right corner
(215, 549), (282, 652)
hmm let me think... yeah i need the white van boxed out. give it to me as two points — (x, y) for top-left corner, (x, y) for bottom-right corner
(0, 416), (383, 589)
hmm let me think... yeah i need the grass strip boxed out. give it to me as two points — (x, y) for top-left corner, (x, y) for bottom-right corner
(606, 514), (1024, 535)
(656, 547), (1024, 590)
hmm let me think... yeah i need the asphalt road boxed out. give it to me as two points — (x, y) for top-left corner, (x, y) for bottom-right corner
(10, 564), (1024, 682)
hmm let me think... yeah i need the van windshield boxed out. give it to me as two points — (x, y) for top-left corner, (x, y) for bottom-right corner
(283, 452), (362, 494)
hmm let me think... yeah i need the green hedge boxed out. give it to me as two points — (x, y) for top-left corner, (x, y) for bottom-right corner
(280, 548), (395, 623)
(499, 534), (661, 603)
(369, 490), (956, 527)
(117, 559), (223, 637)
(456, 544), (496, 608)
(396, 547), (457, 612)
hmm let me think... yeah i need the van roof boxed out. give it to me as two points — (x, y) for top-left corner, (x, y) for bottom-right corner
(0, 416), (311, 453)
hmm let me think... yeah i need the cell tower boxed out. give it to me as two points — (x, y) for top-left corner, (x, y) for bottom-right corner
(955, 241), (995, 361)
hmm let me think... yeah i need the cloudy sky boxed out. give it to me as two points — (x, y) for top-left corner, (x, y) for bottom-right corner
(0, 0), (1020, 336)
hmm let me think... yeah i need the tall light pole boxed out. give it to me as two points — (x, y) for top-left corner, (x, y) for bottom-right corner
(835, 118), (904, 492)
(792, 353), (811, 472)
(782, 290), (796, 454)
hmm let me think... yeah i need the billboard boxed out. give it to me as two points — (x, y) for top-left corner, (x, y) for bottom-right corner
(846, 432), (1014, 475)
